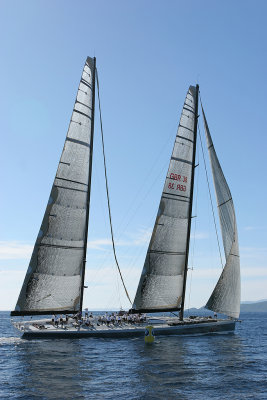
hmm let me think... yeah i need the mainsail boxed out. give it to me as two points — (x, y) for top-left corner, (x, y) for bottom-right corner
(133, 86), (198, 312)
(11, 57), (96, 316)
(202, 106), (240, 318)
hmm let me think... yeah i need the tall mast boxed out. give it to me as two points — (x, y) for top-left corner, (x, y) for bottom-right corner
(180, 84), (199, 320)
(80, 57), (96, 312)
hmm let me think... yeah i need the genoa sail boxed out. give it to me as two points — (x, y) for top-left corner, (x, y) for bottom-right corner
(202, 106), (240, 318)
(11, 57), (96, 316)
(133, 86), (197, 312)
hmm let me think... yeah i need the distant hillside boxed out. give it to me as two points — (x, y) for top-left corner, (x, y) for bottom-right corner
(240, 300), (267, 312)
(184, 300), (267, 315)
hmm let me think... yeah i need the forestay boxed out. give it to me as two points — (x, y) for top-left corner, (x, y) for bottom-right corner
(202, 106), (241, 318)
(11, 57), (95, 316)
(133, 86), (197, 312)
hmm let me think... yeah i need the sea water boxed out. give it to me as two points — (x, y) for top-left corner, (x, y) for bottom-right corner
(0, 312), (266, 399)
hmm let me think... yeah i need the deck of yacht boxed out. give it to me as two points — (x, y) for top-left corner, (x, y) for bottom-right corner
(12, 317), (237, 339)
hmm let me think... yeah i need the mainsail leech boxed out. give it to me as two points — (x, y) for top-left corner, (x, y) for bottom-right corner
(202, 105), (241, 318)
(11, 57), (96, 316)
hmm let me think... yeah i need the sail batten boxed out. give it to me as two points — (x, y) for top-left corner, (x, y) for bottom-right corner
(132, 86), (197, 313)
(202, 106), (240, 319)
(11, 57), (95, 316)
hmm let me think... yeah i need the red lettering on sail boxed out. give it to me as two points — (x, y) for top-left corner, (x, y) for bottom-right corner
(168, 182), (186, 191)
(170, 173), (181, 181)
(170, 174), (188, 184)
(177, 184), (186, 192)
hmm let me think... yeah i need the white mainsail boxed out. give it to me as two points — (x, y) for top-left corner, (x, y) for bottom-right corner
(202, 106), (241, 319)
(12, 57), (95, 315)
(133, 86), (197, 312)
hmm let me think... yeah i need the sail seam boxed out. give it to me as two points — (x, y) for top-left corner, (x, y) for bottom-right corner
(176, 135), (194, 143)
(39, 243), (84, 250)
(162, 191), (190, 199)
(66, 137), (90, 147)
(80, 79), (92, 89)
(183, 107), (194, 114)
(218, 197), (232, 207)
(75, 100), (92, 110)
(55, 176), (88, 186)
(149, 250), (186, 255)
(179, 124), (194, 133)
(184, 102), (194, 109)
(162, 196), (189, 203)
(171, 156), (192, 165)
(73, 109), (91, 120)
(54, 184), (87, 193)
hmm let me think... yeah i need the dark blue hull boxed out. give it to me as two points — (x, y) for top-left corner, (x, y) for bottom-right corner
(21, 320), (236, 339)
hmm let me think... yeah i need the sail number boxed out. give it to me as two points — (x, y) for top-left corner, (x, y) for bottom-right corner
(168, 182), (186, 191)
(170, 173), (187, 183)
(168, 173), (187, 191)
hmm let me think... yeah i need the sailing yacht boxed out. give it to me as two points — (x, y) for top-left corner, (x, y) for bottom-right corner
(11, 57), (240, 338)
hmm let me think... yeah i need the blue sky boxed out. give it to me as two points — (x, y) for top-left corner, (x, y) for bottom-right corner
(0, 0), (266, 310)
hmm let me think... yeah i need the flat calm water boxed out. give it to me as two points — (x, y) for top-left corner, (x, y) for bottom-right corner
(0, 312), (266, 399)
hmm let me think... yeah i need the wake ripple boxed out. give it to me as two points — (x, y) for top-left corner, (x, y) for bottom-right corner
(0, 336), (25, 345)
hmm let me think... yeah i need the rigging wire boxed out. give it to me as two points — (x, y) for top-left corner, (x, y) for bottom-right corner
(114, 122), (176, 234)
(197, 119), (224, 269)
(96, 68), (133, 306)
(85, 110), (177, 307)
(115, 263), (122, 309)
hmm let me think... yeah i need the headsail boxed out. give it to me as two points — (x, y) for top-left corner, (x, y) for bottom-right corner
(11, 57), (96, 316)
(132, 86), (197, 313)
(202, 106), (240, 318)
